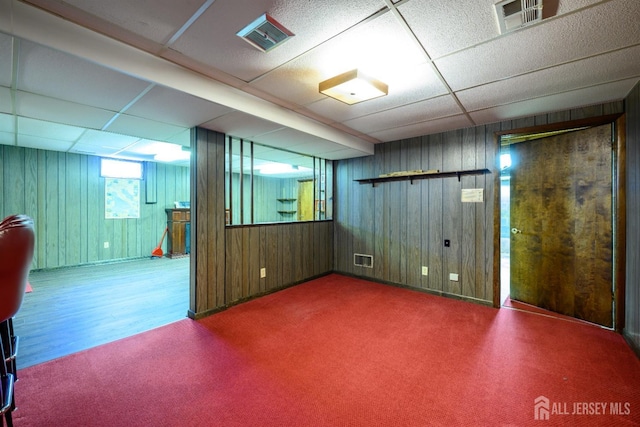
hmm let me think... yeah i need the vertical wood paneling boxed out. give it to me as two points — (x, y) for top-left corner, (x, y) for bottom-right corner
(387, 141), (401, 284)
(220, 221), (333, 307)
(625, 81), (640, 350)
(398, 140), (408, 285)
(419, 136), (431, 290)
(405, 138), (422, 288)
(374, 143), (386, 280)
(461, 127), (476, 298)
(0, 146), (189, 271)
(427, 134), (444, 291)
(442, 130), (462, 296)
(334, 103), (625, 306)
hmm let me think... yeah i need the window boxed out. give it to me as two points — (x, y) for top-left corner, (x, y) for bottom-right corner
(225, 137), (333, 225)
(100, 158), (143, 179)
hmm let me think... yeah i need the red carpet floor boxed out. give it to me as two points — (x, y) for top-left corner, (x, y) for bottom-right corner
(13, 274), (640, 426)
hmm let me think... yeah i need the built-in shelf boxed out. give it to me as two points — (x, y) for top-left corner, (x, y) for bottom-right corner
(355, 168), (491, 186)
(277, 210), (297, 215)
(277, 198), (297, 202)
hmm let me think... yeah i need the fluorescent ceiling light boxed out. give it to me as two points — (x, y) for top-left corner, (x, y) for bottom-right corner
(319, 69), (388, 105)
(257, 162), (311, 175)
(145, 142), (190, 162)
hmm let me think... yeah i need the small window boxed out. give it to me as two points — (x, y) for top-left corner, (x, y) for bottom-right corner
(101, 158), (143, 179)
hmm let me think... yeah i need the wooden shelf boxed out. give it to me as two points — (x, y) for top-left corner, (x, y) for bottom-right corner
(277, 210), (297, 215)
(277, 198), (297, 202)
(355, 168), (491, 186)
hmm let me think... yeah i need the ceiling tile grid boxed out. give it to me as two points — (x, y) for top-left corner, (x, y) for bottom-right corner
(61, 0), (208, 45)
(169, 0), (387, 82)
(434, 0), (640, 92)
(456, 44), (640, 112)
(2, 0), (639, 163)
(17, 40), (152, 112)
(0, 32), (13, 87)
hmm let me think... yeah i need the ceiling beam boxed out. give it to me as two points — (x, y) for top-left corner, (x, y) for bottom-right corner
(0, 0), (374, 156)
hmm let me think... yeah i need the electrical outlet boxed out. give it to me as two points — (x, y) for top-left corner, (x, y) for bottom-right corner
(449, 273), (459, 281)
(421, 266), (429, 276)
(103, 241), (110, 249)
(260, 268), (266, 278)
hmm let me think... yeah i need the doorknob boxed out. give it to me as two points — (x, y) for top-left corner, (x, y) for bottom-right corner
(511, 227), (522, 234)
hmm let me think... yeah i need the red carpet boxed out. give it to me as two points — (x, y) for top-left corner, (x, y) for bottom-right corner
(13, 274), (640, 426)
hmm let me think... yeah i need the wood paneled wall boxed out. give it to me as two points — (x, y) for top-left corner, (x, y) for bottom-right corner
(190, 128), (334, 318)
(334, 102), (624, 306)
(625, 82), (640, 353)
(225, 222), (333, 304)
(0, 146), (189, 269)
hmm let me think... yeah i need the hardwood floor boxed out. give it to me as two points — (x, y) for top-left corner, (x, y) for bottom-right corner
(14, 256), (190, 368)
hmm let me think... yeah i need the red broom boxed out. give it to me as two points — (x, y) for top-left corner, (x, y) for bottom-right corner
(151, 227), (168, 258)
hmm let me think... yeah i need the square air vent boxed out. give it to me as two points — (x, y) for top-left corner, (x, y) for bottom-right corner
(237, 13), (294, 52)
(495, 0), (542, 34)
(354, 253), (374, 268)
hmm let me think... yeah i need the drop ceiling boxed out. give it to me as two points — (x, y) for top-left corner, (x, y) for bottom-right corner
(0, 0), (639, 169)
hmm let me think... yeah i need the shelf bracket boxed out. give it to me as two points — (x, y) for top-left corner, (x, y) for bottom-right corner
(456, 172), (461, 182)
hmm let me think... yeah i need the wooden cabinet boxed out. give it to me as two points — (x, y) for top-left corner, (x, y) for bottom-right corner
(166, 209), (190, 258)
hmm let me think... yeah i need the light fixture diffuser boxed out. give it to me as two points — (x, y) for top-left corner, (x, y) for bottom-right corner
(319, 69), (388, 105)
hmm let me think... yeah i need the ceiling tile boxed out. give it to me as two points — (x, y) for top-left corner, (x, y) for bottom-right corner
(0, 86), (12, 114)
(0, 131), (15, 146)
(124, 84), (233, 127)
(18, 40), (151, 111)
(0, 113), (14, 133)
(0, 33), (13, 87)
(170, 0), (386, 82)
(251, 127), (372, 159)
(202, 111), (284, 140)
(164, 128), (191, 147)
(457, 45), (640, 111)
(251, 11), (435, 107)
(369, 114), (474, 142)
(436, 0), (640, 90)
(105, 113), (188, 141)
(398, 0), (499, 59)
(16, 91), (116, 129)
(75, 129), (142, 150)
(17, 116), (85, 141)
(17, 133), (74, 151)
(62, 0), (207, 45)
(469, 78), (639, 125)
(307, 63), (448, 126)
(68, 143), (114, 156)
(343, 95), (462, 134)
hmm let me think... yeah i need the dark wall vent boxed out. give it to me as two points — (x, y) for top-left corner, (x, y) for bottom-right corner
(354, 253), (374, 268)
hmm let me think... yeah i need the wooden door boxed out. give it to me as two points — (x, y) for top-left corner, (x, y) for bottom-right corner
(509, 124), (614, 327)
(297, 180), (314, 221)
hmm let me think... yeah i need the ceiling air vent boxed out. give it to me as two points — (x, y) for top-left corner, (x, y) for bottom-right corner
(495, 0), (543, 34)
(237, 13), (294, 52)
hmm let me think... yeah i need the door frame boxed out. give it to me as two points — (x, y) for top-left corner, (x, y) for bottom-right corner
(492, 113), (626, 331)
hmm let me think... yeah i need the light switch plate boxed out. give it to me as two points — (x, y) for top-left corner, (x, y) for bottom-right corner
(449, 273), (459, 281)
(421, 266), (428, 276)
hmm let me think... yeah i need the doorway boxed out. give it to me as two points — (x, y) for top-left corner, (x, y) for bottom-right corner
(499, 118), (624, 328)
(298, 179), (314, 221)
